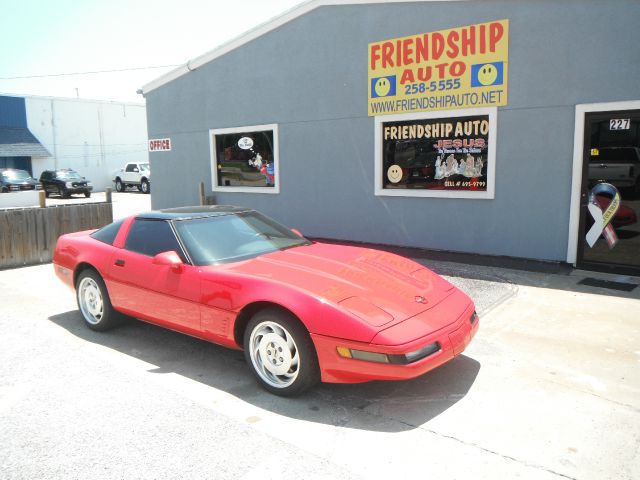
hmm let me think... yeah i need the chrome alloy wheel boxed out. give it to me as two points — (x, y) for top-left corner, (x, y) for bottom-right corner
(248, 321), (300, 389)
(78, 277), (104, 325)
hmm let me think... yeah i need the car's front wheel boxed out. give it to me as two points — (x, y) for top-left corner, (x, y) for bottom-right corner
(244, 308), (320, 396)
(115, 178), (123, 192)
(141, 179), (150, 194)
(76, 269), (122, 331)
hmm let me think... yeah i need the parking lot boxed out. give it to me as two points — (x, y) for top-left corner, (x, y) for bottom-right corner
(1, 193), (639, 479)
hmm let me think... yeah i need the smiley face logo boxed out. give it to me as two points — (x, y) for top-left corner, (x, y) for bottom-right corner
(471, 62), (504, 87)
(477, 64), (498, 86)
(387, 164), (403, 184)
(371, 76), (396, 98)
(375, 78), (391, 97)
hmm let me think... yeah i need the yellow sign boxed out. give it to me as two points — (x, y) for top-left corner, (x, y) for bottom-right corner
(368, 20), (509, 116)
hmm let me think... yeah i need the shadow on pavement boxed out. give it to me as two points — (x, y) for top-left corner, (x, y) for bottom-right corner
(49, 310), (481, 433)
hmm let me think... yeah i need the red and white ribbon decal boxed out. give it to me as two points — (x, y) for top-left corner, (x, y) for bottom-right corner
(586, 183), (620, 249)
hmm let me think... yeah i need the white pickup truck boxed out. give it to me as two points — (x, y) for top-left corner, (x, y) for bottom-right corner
(589, 147), (640, 195)
(113, 162), (151, 194)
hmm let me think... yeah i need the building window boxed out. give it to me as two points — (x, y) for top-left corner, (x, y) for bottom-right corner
(375, 107), (497, 199)
(210, 124), (279, 194)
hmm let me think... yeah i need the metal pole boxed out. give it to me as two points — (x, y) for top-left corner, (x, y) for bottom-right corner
(105, 187), (112, 204)
(199, 182), (205, 206)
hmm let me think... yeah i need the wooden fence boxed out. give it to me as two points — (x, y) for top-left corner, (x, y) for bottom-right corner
(0, 202), (113, 270)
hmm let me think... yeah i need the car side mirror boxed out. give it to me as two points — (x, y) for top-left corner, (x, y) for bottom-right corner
(152, 251), (184, 273)
(133, 168), (139, 172)
(291, 228), (303, 237)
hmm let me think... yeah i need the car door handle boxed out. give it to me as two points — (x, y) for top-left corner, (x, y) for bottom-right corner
(114, 259), (126, 267)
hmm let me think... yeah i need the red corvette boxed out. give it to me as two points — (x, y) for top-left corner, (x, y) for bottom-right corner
(53, 206), (479, 396)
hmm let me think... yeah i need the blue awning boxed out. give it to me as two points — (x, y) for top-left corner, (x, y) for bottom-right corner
(0, 127), (51, 157)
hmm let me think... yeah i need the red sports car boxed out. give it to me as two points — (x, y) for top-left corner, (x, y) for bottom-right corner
(53, 206), (479, 396)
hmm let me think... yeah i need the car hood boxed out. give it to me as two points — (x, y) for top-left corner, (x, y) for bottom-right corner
(227, 243), (457, 325)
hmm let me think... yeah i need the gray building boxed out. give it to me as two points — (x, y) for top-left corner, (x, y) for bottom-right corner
(141, 0), (640, 275)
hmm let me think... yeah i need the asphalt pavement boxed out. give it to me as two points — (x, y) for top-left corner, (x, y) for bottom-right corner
(1, 192), (639, 479)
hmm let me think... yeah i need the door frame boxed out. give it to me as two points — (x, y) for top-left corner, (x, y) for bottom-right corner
(567, 100), (640, 266)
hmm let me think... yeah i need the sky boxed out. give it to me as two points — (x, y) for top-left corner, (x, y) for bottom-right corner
(1, 0), (306, 103)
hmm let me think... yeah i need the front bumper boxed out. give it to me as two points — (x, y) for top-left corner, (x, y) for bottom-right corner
(312, 301), (479, 383)
(66, 186), (93, 194)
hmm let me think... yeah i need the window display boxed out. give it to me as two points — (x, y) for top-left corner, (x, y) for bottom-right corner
(211, 124), (279, 193)
(375, 107), (496, 199)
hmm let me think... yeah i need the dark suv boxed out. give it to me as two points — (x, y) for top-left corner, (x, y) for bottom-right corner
(0, 168), (42, 192)
(40, 169), (93, 198)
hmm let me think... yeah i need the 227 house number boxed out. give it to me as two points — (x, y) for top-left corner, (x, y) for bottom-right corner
(610, 119), (630, 130)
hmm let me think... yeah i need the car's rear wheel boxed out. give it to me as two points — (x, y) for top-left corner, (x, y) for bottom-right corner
(115, 178), (123, 192)
(244, 309), (320, 396)
(141, 179), (150, 194)
(84, 191), (91, 198)
(76, 270), (122, 331)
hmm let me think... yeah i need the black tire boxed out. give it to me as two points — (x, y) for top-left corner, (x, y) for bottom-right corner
(115, 178), (123, 192)
(61, 188), (70, 199)
(45, 190), (50, 198)
(141, 179), (150, 194)
(243, 308), (320, 396)
(75, 269), (123, 331)
(84, 191), (91, 198)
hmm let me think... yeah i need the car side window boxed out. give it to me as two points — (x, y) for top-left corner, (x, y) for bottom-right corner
(125, 164), (136, 172)
(91, 219), (124, 245)
(124, 219), (185, 260)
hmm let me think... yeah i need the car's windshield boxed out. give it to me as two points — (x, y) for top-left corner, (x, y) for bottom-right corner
(56, 170), (83, 180)
(2, 170), (32, 181)
(174, 211), (311, 265)
(140, 163), (150, 171)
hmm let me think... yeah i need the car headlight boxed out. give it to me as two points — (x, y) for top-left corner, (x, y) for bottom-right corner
(336, 342), (440, 365)
(86, 182), (93, 186)
(65, 182), (73, 188)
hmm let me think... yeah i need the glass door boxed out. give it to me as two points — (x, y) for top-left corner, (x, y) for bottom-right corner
(577, 109), (640, 275)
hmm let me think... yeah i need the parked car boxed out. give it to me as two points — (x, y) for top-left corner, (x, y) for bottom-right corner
(40, 169), (93, 198)
(112, 162), (150, 193)
(53, 205), (479, 396)
(589, 147), (640, 195)
(0, 168), (42, 192)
